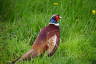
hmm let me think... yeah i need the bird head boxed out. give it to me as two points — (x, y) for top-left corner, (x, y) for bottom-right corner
(50, 14), (62, 24)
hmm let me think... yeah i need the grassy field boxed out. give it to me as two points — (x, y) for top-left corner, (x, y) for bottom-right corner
(0, 0), (96, 64)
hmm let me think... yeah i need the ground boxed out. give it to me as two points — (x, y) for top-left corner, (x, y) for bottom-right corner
(0, 0), (96, 64)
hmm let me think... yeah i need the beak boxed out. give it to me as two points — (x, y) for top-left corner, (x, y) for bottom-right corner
(59, 16), (62, 19)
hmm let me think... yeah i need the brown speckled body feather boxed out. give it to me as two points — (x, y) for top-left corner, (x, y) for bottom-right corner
(32, 24), (60, 56)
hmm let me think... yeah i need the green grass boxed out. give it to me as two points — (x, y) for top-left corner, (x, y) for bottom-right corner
(0, 0), (96, 64)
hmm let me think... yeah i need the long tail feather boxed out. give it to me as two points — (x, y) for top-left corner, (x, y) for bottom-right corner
(10, 49), (38, 64)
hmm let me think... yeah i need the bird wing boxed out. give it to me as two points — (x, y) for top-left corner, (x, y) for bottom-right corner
(32, 25), (60, 56)
(47, 30), (60, 56)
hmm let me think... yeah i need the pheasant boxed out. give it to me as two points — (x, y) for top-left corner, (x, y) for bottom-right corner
(11, 14), (62, 64)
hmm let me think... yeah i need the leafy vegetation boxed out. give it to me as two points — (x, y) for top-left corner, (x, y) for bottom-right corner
(0, 0), (96, 64)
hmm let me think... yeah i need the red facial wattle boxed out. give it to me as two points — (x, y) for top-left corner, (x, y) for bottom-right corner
(55, 16), (60, 21)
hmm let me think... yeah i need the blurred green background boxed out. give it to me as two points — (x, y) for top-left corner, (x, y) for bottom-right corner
(0, 0), (96, 64)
